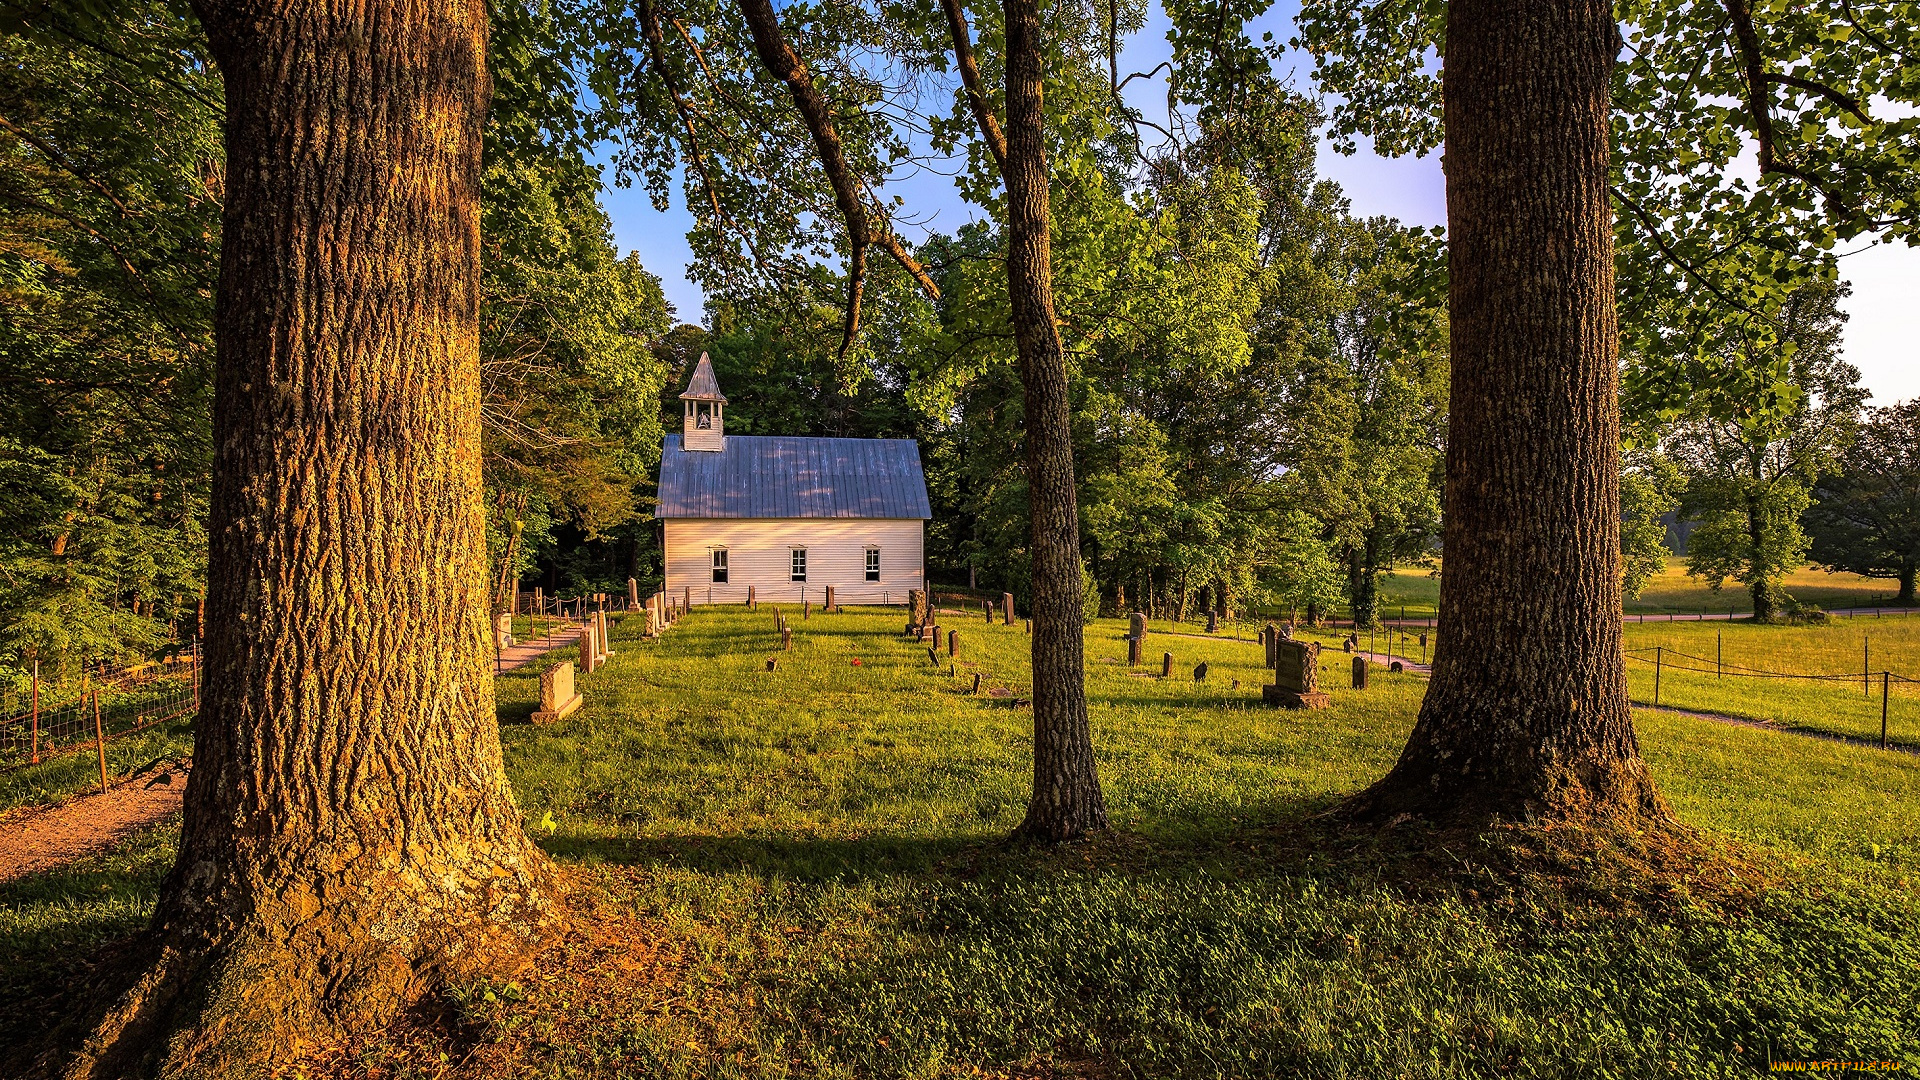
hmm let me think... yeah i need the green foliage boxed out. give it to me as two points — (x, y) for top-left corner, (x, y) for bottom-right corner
(1293, 0), (1920, 426)
(1667, 281), (1865, 618)
(0, 1), (219, 680)
(1806, 400), (1920, 603)
(1621, 451), (1683, 599)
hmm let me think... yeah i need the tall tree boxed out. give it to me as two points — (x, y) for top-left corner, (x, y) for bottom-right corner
(1295, 0), (1916, 822)
(1807, 400), (1920, 606)
(998, 0), (1108, 839)
(1667, 280), (1863, 619)
(72, 1), (557, 1071)
(1342, 0), (1664, 821)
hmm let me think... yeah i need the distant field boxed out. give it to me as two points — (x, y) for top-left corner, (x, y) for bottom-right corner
(1373, 558), (1906, 620)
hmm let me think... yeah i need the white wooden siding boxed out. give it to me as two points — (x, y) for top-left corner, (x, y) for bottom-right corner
(664, 518), (924, 605)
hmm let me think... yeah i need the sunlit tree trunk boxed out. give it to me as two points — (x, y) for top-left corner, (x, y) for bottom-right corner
(1004, 0), (1107, 841)
(1352, 0), (1664, 823)
(68, 3), (557, 1074)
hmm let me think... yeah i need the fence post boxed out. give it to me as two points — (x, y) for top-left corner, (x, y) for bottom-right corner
(1864, 634), (1870, 697)
(29, 659), (39, 765)
(93, 688), (109, 795)
(1883, 671), (1891, 750)
(1716, 632), (1721, 680)
(1654, 647), (1662, 707)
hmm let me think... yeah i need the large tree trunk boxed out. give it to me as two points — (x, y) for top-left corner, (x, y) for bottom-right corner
(1899, 563), (1916, 606)
(1004, 0), (1107, 841)
(69, 4), (557, 1074)
(1351, 0), (1664, 824)
(1745, 490), (1779, 620)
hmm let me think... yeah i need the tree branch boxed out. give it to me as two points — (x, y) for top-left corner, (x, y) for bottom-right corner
(937, 0), (1009, 170)
(734, 0), (937, 361)
(1765, 72), (1871, 125)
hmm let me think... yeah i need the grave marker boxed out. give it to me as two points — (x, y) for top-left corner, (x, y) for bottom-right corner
(1263, 638), (1330, 709)
(1003, 592), (1015, 625)
(1193, 661), (1208, 682)
(1127, 612), (1146, 665)
(1352, 656), (1368, 689)
(1161, 652), (1173, 678)
(531, 661), (582, 725)
(948, 629), (959, 658)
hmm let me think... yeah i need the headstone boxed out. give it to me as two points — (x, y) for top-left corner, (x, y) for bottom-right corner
(908, 589), (929, 633)
(1390, 660), (1404, 673)
(495, 613), (514, 650)
(531, 661), (583, 725)
(1127, 611), (1146, 665)
(1280, 623), (1294, 641)
(1161, 651), (1173, 678)
(683, 585), (692, 611)
(948, 629), (959, 658)
(628, 577), (639, 610)
(825, 585), (836, 610)
(1263, 639), (1330, 709)
(596, 610), (612, 658)
(1352, 656), (1368, 689)
(1205, 610), (1218, 634)
(1343, 634), (1357, 653)
(926, 646), (940, 666)
(749, 584), (757, 609)
(766, 658), (778, 672)
(804, 599), (811, 620)
(971, 673), (981, 694)
(1003, 592), (1015, 625)
(1264, 623), (1279, 669)
(984, 604), (992, 623)
(1193, 661), (1208, 682)
(782, 626), (793, 650)
(578, 625), (598, 674)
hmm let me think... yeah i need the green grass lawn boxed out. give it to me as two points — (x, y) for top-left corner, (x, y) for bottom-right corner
(1370, 559), (1909, 622)
(4, 607), (1917, 1078)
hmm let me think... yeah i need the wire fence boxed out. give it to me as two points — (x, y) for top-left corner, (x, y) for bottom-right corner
(1624, 644), (1916, 749)
(0, 649), (201, 785)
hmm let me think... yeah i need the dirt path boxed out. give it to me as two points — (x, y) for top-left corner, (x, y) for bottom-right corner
(495, 621), (587, 673)
(0, 763), (189, 884)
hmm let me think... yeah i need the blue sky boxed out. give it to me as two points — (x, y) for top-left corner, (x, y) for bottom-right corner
(594, 3), (1918, 406)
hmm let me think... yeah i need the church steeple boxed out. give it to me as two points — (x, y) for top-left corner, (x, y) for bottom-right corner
(678, 352), (727, 451)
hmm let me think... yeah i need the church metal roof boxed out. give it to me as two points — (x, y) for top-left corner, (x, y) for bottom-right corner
(655, 435), (932, 519)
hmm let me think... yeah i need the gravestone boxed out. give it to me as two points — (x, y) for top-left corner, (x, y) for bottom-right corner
(1280, 623), (1294, 641)
(971, 673), (982, 694)
(531, 661), (583, 725)
(596, 610), (612, 658)
(1263, 638), (1330, 709)
(908, 589), (929, 634)
(1342, 633), (1357, 653)
(926, 646), (940, 666)
(804, 599), (811, 620)
(782, 626), (793, 650)
(683, 585), (692, 611)
(495, 613), (514, 650)
(577, 625), (598, 674)
(1205, 610), (1218, 634)
(1127, 612), (1146, 665)
(1193, 661), (1208, 682)
(749, 584), (757, 609)
(1352, 657), (1368, 689)
(825, 585), (836, 610)
(1003, 592), (1015, 625)
(948, 629), (959, 658)
(628, 578), (639, 610)
(1161, 651), (1173, 678)
(766, 658), (778, 672)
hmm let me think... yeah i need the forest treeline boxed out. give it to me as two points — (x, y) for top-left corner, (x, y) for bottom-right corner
(3, 0), (1917, 691)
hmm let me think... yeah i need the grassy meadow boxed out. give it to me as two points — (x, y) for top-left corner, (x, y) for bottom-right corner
(1371, 559), (1907, 621)
(2, 606), (1917, 1078)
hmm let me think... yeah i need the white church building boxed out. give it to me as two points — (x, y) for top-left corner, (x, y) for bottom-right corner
(656, 354), (931, 605)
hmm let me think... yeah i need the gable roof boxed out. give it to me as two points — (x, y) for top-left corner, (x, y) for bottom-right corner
(677, 353), (727, 402)
(656, 435), (932, 519)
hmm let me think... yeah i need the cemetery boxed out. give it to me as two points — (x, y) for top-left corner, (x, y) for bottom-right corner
(3, 0), (1918, 1074)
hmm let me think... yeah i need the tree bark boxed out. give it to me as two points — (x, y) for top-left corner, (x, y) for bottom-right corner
(1003, 0), (1107, 841)
(67, 4), (557, 1074)
(1899, 562), (1915, 606)
(1351, 0), (1664, 824)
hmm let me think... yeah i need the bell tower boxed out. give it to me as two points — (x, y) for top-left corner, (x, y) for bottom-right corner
(679, 352), (727, 452)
